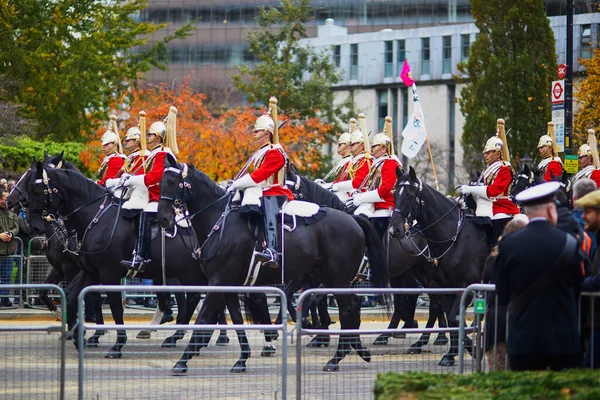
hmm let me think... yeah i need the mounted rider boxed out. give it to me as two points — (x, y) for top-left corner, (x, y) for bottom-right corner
(330, 113), (372, 201)
(537, 122), (564, 181)
(458, 118), (520, 239)
(122, 111), (151, 175)
(227, 97), (293, 269)
(349, 116), (402, 239)
(315, 118), (356, 188)
(96, 115), (125, 187)
(119, 107), (179, 274)
(572, 128), (600, 188)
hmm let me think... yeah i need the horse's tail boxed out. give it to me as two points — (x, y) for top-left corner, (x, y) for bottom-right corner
(352, 215), (389, 289)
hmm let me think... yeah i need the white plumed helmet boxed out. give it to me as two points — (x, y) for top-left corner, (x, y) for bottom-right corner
(253, 115), (275, 134)
(578, 143), (591, 158)
(124, 126), (141, 142)
(537, 134), (553, 149)
(101, 130), (120, 146)
(337, 132), (352, 145)
(483, 136), (503, 153)
(371, 133), (391, 148)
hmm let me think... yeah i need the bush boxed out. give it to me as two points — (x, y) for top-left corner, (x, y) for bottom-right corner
(374, 370), (600, 400)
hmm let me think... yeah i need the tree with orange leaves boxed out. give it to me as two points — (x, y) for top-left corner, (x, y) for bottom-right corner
(81, 79), (334, 180)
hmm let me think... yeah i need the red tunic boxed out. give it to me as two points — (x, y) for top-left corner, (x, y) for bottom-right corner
(543, 160), (563, 182)
(97, 154), (125, 186)
(250, 147), (294, 200)
(485, 165), (520, 215)
(351, 156), (372, 191)
(333, 158), (352, 183)
(374, 158), (401, 211)
(127, 150), (146, 176)
(590, 170), (600, 188)
(143, 148), (169, 203)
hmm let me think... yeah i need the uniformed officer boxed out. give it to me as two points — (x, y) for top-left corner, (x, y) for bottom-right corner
(348, 116), (402, 239)
(316, 118), (356, 187)
(572, 129), (600, 188)
(120, 107), (179, 274)
(458, 119), (520, 237)
(496, 182), (583, 371)
(537, 122), (564, 181)
(330, 113), (372, 200)
(227, 97), (293, 268)
(96, 115), (125, 187)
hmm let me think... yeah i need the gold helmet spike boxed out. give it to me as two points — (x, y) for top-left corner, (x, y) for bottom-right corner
(139, 111), (147, 155)
(547, 121), (558, 156)
(588, 128), (600, 168)
(384, 116), (394, 154)
(269, 97), (279, 144)
(358, 113), (370, 157)
(349, 118), (357, 134)
(110, 114), (123, 153)
(164, 106), (179, 156)
(497, 118), (509, 162)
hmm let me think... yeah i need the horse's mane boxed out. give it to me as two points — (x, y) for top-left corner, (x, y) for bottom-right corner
(47, 167), (107, 199)
(287, 164), (345, 210)
(187, 164), (225, 198)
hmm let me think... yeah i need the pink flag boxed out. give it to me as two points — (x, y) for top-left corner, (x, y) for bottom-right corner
(400, 59), (415, 87)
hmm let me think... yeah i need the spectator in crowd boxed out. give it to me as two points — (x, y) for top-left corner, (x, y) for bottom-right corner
(0, 188), (19, 307)
(495, 182), (584, 371)
(573, 179), (598, 260)
(574, 189), (600, 368)
(7, 179), (15, 193)
(483, 214), (529, 371)
(0, 179), (7, 190)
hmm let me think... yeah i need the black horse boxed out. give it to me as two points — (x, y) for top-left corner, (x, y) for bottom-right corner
(390, 167), (486, 366)
(22, 160), (216, 359)
(157, 156), (388, 373)
(511, 164), (573, 209)
(286, 171), (448, 350)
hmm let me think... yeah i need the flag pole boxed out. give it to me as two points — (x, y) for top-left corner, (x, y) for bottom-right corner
(414, 87), (439, 191)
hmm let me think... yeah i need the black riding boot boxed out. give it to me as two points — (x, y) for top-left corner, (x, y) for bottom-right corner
(120, 212), (153, 274)
(254, 196), (282, 268)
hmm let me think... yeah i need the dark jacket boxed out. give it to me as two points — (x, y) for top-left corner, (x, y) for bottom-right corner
(495, 219), (583, 356)
(0, 206), (19, 255)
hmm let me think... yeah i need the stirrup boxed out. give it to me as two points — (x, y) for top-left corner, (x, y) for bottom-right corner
(253, 249), (279, 268)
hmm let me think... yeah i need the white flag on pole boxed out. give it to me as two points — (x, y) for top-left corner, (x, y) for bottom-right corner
(401, 84), (428, 159)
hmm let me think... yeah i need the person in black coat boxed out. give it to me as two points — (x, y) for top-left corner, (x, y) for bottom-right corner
(495, 182), (584, 371)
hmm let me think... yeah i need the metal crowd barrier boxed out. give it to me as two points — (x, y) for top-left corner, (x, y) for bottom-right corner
(0, 237), (24, 309)
(77, 285), (288, 400)
(0, 284), (67, 399)
(295, 287), (477, 400)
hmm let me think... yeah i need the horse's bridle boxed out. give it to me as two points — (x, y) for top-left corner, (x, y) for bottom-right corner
(393, 179), (424, 233)
(160, 164), (191, 218)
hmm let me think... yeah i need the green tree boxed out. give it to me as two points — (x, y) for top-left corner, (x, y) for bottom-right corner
(457, 0), (556, 171)
(0, 0), (193, 141)
(232, 0), (342, 131)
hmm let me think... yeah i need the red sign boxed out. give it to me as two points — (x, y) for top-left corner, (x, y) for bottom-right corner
(558, 63), (567, 79)
(552, 82), (564, 101)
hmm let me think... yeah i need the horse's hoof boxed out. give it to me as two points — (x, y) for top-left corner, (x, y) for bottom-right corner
(105, 350), (123, 359)
(260, 344), (277, 357)
(216, 335), (230, 346)
(136, 331), (151, 340)
(160, 314), (174, 324)
(171, 361), (188, 375)
(307, 335), (329, 348)
(161, 337), (178, 348)
(323, 362), (339, 372)
(407, 346), (422, 355)
(356, 348), (371, 363)
(434, 335), (449, 346)
(85, 338), (100, 348)
(438, 355), (455, 367)
(230, 361), (247, 373)
(373, 334), (390, 346)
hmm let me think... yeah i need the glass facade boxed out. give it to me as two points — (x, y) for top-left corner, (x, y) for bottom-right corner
(384, 41), (394, 77)
(421, 37), (430, 76)
(350, 43), (359, 80)
(461, 34), (470, 62)
(442, 35), (452, 74)
(581, 24), (592, 59)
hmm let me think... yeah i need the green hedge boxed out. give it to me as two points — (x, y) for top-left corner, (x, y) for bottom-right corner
(374, 370), (600, 400)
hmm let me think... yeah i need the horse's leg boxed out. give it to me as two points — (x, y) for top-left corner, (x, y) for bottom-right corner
(216, 308), (230, 345)
(439, 294), (467, 367)
(40, 267), (63, 313)
(433, 296), (449, 345)
(162, 291), (201, 348)
(307, 295), (331, 348)
(374, 293), (403, 345)
(171, 292), (224, 375)
(408, 299), (440, 354)
(244, 293), (277, 355)
(85, 291), (106, 348)
(158, 291), (175, 323)
(226, 293), (252, 373)
(105, 291), (127, 359)
(347, 293), (371, 362)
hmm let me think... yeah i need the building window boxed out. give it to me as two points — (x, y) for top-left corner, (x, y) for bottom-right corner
(443, 36), (452, 74)
(350, 43), (359, 80)
(378, 90), (388, 131)
(332, 45), (341, 68)
(384, 41), (393, 77)
(421, 38), (430, 75)
(581, 24), (592, 59)
(396, 40), (406, 75)
(461, 34), (470, 62)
